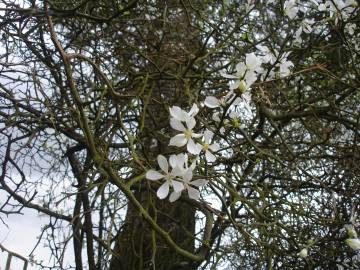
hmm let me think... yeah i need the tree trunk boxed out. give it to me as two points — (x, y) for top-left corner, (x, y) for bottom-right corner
(110, 1), (202, 268)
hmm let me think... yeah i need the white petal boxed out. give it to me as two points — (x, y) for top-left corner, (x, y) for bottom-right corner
(169, 153), (185, 169)
(205, 150), (217, 162)
(203, 129), (213, 144)
(246, 53), (261, 70)
(229, 111), (238, 119)
(187, 186), (200, 200)
(346, 238), (360, 251)
(186, 117), (196, 130)
(209, 143), (220, 152)
(229, 80), (240, 90)
(157, 155), (168, 173)
(182, 169), (193, 182)
(169, 191), (181, 202)
(169, 134), (187, 147)
(183, 153), (189, 165)
(188, 103), (199, 117)
(221, 72), (238, 79)
(297, 248), (308, 258)
(242, 92), (252, 103)
(157, 181), (170, 199)
(146, 170), (164, 180)
(171, 166), (184, 177)
(172, 180), (184, 193)
(169, 154), (177, 169)
(212, 112), (221, 122)
(170, 118), (186, 131)
(245, 71), (257, 86)
(169, 106), (187, 121)
(235, 62), (246, 76)
(187, 139), (202, 155)
(192, 132), (203, 139)
(204, 96), (220, 108)
(190, 179), (208, 187)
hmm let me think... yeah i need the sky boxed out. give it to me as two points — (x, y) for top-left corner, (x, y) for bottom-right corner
(0, 207), (48, 270)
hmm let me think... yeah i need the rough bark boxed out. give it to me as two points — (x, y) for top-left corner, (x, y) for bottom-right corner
(109, 1), (202, 269)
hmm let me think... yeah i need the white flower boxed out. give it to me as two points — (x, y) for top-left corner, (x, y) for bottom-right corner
(167, 154), (207, 202)
(240, 91), (252, 114)
(245, 52), (262, 71)
(146, 155), (185, 199)
(345, 238), (360, 251)
(318, 3), (327, 11)
(279, 60), (293, 77)
(284, 0), (299, 19)
(297, 248), (308, 258)
(345, 23), (356, 36)
(256, 45), (277, 64)
(204, 96), (223, 108)
(169, 117), (202, 154)
(199, 130), (220, 162)
(229, 111), (242, 128)
(169, 103), (199, 122)
(204, 91), (241, 108)
(344, 224), (358, 238)
(277, 52), (294, 77)
(222, 53), (262, 90)
(170, 167), (208, 201)
(212, 112), (221, 122)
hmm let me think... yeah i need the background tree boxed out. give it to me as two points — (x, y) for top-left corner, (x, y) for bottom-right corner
(0, 0), (359, 269)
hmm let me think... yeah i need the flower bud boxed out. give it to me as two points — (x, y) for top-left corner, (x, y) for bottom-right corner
(345, 238), (360, 251)
(297, 248), (308, 258)
(239, 80), (247, 93)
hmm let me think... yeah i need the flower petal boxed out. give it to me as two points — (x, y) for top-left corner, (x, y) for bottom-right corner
(157, 155), (168, 173)
(169, 153), (185, 169)
(187, 139), (202, 155)
(220, 72), (238, 79)
(169, 191), (181, 202)
(171, 166), (184, 177)
(245, 71), (257, 86)
(235, 62), (246, 76)
(203, 129), (213, 144)
(146, 170), (164, 180)
(169, 134), (187, 147)
(229, 80), (240, 90)
(204, 96), (220, 108)
(205, 150), (217, 162)
(190, 179), (208, 187)
(246, 53), (261, 70)
(157, 181), (170, 199)
(346, 238), (360, 251)
(189, 103), (199, 117)
(212, 112), (221, 122)
(170, 118), (186, 131)
(192, 132), (203, 139)
(187, 186), (200, 200)
(169, 106), (187, 121)
(209, 143), (220, 152)
(186, 117), (196, 130)
(182, 168), (193, 182)
(172, 180), (184, 193)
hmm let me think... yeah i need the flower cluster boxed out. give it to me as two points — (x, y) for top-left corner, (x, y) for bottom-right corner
(145, 0), (358, 205)
(145, 38), (298, 201)
(146, 154), (207, 202)
(145, 102), (221, 201)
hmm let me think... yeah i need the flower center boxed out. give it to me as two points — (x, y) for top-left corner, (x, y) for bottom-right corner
(184, 129), (192, 139)
(203, 143), (209, 151)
